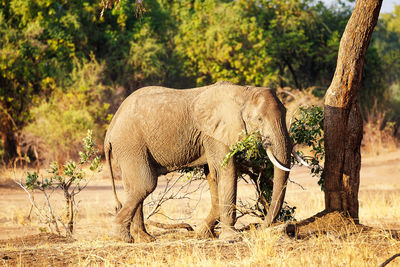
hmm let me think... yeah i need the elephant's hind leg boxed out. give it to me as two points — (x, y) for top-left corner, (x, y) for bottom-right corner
(131, 202), (155, 242)
(114, 195), (140, 243)
(114, 157), (157, 243)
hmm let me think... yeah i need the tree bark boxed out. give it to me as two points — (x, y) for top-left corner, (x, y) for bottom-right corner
(283, 58), (302, 90)
(0, 130), (17, 163)
(323, 0), (382, 220)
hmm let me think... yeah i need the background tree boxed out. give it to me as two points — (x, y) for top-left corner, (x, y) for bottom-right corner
(0, 0), (175, 162)
(371, 5), (400, 124)
(1, 0), (398, 169)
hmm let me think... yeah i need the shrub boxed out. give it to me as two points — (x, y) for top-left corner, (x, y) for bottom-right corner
(289, 106), (325, 189)
(18, 130), (101, 236)
(222, 106), (325, 222)
(223, 131), (296, 222)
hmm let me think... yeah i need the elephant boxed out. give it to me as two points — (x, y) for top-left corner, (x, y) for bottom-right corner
(104, 81), (294, 243)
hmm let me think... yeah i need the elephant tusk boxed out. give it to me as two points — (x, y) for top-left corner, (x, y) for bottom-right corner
(266, 147), (291, 172)
(292, 148), (310, 167)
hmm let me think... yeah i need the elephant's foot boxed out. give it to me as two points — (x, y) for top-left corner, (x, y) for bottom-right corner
(218, 226), (241, 241)
(195, 223), (215, 239)
(113, 224), (134, 243)
(132, 230), (155, 243)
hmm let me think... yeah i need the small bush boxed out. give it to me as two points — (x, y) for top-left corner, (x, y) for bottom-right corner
(19, 130), (101, 236)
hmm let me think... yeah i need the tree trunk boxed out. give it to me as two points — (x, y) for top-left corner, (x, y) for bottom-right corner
(0, 108), (19, 164)
(283, 58), (302, 90)
(323, 0), (382, 220)
(0, 130), (17, 164)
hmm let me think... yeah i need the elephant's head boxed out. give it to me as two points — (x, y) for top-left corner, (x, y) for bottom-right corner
(240, 87), (292, 225)
(193, 82), (292, 225)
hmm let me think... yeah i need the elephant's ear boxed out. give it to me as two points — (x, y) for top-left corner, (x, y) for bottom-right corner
(193, 85), (246, 147)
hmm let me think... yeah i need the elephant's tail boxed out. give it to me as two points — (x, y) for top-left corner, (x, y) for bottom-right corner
(105, 142), (123, 213)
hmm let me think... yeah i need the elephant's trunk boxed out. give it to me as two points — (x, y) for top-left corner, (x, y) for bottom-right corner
(263, 124), (292, 226)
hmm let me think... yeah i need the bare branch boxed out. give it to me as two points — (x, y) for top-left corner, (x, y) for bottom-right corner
(153, 212), (193, 222)
(146, 174), (184, 219)
(42, 189), (61, 235)
(288, 178), (306, 190)
(100, 0), (146, 17)
(15, 180), (61, 235)
(144, 173), (207, 222)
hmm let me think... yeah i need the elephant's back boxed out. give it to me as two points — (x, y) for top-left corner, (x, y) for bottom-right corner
(107, 86), (200, 142)
(126, 81), (240, 102)
(134, 84), (211, 94)
(121, 86), (199, 113)
(107, 85), (205, 169)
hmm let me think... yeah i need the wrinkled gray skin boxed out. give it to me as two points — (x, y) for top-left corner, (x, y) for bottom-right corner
(104, 81), (292, 242)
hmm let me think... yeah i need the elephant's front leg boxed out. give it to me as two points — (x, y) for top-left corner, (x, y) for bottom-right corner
(217, 159), (238, 239)
(203, 139), (238, 239)
(196, 171), (220, 238)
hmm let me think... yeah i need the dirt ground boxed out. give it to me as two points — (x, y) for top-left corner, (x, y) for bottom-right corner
(1, 151), (400, 266)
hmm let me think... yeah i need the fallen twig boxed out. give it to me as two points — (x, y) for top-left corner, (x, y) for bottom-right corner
(379, 253), (400, 267)
(146, 220), (194, 231)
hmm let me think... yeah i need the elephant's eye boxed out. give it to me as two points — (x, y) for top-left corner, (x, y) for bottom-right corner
(258, 117), (263, 122)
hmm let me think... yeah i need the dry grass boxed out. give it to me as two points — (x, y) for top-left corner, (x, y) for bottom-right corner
(1, 132), (400, 266)
(363, 110), (399, 156)
(0, 223), (399, 266)
(248, 226), (400, 266)
(1, 202), (399, 264)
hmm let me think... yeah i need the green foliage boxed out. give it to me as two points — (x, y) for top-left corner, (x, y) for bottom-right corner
(127, 24), (167, 87)
(178, 166), (206, 181)
(220, 106), (325, 222)
(23, 58), (110, 161)
(290, 106), (325, 189)
(373, 5), (400, 85)
(25, 130), (101, 192)
(0, 0), (173, 161)
(360, 47), (387, 112)
(0, 141), (4, 162)
(1, 0), (397, 164)
(173, 0), (351, 89)
(276, 205), (297, 223)
(101, 0), (145, 17)
(371, 5), (400, 122)
(79, 130), (101, 171)
(174, 0), (276, 86)
(290, 106), (324, 159)
(223, 131), (294, 222)
(26, 171), (51, 190)
(222, 132), (267, 168)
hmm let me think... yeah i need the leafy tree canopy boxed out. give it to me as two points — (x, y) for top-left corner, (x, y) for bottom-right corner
(0, 0), (398, 162)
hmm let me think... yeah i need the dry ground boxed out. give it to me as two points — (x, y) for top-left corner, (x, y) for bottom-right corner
(0, 151), (400, 266)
